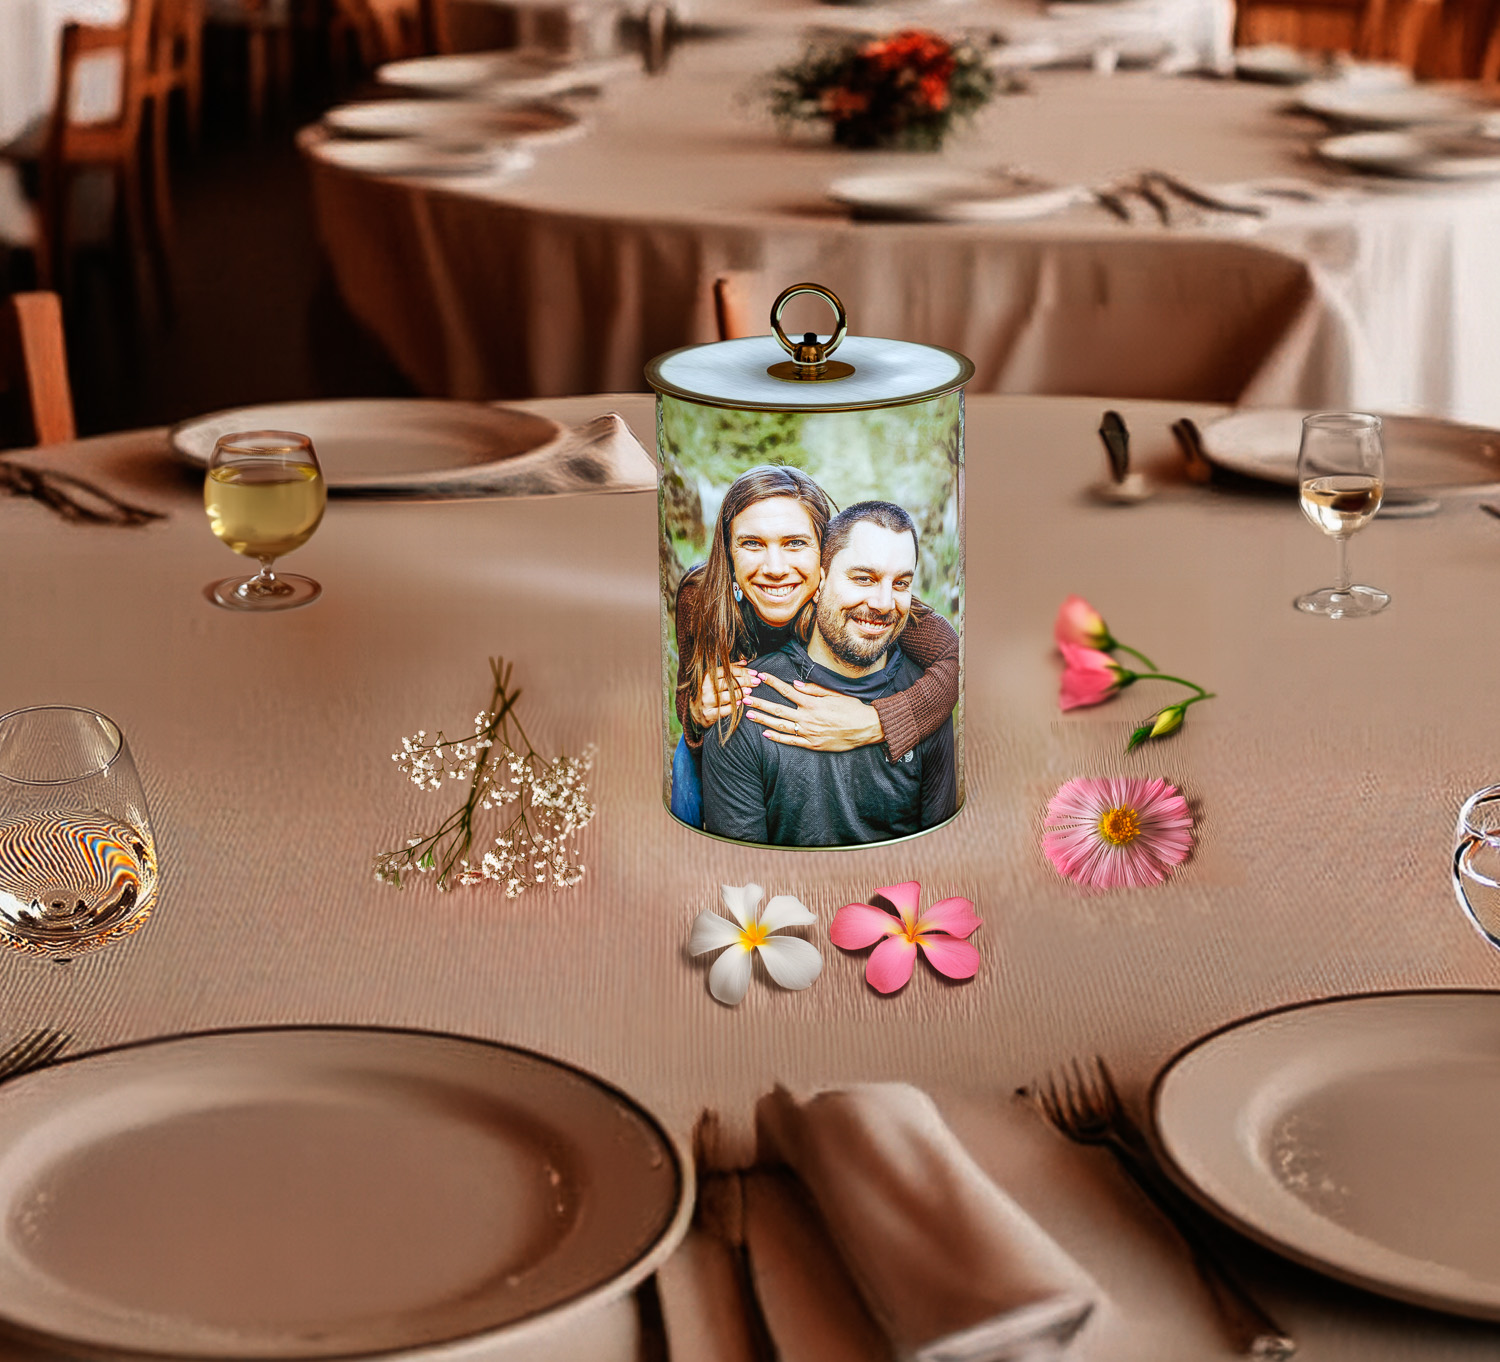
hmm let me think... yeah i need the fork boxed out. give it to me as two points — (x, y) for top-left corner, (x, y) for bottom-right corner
(0, 1029), (70, 1081)
(1021, 1058), (1296, 1360)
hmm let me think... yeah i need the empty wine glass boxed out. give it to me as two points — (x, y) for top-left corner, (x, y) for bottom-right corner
(1295, 412), (1389, 618)
(1454, 786), (1500, 951)
(0, 706), (158, 962)
(205, 430), (326, 611)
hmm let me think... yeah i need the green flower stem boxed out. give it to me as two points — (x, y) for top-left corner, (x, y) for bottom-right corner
(1128, 671), (1209, 698)
(1176, 691), (1216, 709)
(1113, 642), (1158, 671)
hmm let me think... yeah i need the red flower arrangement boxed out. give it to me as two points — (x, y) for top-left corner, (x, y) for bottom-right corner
(770, 29), (996, 151)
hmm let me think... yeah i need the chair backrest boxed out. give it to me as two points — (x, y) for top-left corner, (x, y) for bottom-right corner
(712, 275), (752, 342)
(1235, 0), (1386, 56)
(152, 0), (204, 91)
(1483, 5), (1500, 84)
(337, 0), (447, 65)
(1234, 0), (1441, 65)
(51, 0), (159, 149)
(0, 293), (77, 448)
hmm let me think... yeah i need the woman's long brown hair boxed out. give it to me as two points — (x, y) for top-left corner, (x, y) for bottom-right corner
(680, 465), (833, 744)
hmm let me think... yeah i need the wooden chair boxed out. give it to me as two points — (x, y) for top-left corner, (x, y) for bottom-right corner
(1482, 5), (1500, 84)
(143, 0), (205, 241)
(330, 0), (448, 69)
(1234, 0), (1439, 68)
(712, 274), (751, 342)
(206, 0), (293, 129)
(20, 0), (162, 293)
(0, 292), (77, 448)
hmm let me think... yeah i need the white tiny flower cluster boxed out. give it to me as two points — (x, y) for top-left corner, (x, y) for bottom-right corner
(456, 744), (597, 897)
(392, 712), (496, 791)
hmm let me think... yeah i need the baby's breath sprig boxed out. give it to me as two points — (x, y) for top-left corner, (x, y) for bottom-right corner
(374, 657), (596, 896)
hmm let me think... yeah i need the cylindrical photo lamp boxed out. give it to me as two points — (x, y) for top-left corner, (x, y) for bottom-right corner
(647, 283), (972, 849)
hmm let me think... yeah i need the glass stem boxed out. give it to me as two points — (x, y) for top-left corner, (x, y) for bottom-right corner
(1335, 535), (1351, 593)
(254, 557), (277, 587)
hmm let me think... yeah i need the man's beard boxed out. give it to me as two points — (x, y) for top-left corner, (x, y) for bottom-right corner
(814, 595), (907, 668)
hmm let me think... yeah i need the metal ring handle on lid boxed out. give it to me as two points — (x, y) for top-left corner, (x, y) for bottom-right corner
(767, 283), (855, 382)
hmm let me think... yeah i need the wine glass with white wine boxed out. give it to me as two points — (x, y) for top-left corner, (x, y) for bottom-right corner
(0, 707), (158, 963)
(1295, 412), (1389, 618)
(205, 430), (326, 611)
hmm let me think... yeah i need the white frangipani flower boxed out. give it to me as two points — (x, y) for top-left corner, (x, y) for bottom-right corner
(688, 883), (822, 1006)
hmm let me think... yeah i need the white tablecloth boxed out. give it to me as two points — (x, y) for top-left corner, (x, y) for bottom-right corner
(4, 393), (1500, 1359)
(304, 37), (1500, 423)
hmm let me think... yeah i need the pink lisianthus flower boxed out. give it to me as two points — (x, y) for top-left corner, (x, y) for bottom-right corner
(829, 881), (981, 994)
(1042, 776), (1192, 890)
(1058, 642), (1133, 711)
(1054, 595), (1114, 651)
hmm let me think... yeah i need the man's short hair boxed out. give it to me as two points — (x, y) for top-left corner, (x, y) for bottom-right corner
(820, 501), (919, 571)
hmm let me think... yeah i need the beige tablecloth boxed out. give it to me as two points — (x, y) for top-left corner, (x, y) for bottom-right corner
(4, 393), (1500, 1360)
(305, 39), (1500, 423)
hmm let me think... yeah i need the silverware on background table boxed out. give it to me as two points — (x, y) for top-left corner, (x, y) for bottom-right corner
(1145, 171), (1267, 220)
(0, 458), (164, 526)
(1020, 1058), (1297, 1360)
(1170, 417), (1215, 483)
(1480, 502), (1500, 520)
(0, 1028), (70, 1081)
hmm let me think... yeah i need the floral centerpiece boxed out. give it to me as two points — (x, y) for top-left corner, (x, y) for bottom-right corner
(769, 29), (996, 151)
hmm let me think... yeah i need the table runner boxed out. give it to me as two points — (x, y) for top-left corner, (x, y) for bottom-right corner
(2, 393), (1499, 1359)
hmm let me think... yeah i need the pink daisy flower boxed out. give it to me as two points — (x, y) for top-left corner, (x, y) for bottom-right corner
(1058, 642), (1131, 711)
(829, 881), (981, 994)
(1042, 776), (1193, 890)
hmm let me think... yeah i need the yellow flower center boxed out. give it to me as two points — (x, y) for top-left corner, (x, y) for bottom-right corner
(739, 921), (770, 950)
(1098, 805), (1141, 846)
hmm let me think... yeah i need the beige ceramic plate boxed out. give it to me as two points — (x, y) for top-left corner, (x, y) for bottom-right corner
(0, 1027), (689, 1359)
(171, 399), (563, 492)
(323, 100), (584, 145)
(1198, 408), (1500, 488)
(1153, 992), (1500, 1319)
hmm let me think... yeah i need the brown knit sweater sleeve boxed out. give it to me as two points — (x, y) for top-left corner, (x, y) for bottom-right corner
(674, 572), (707, 749)
(874, 601), (960, 762)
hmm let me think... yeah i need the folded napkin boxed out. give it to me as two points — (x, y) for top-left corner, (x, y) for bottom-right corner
(333, 412), (656, 501)
(752, 1083), (1099, 1362)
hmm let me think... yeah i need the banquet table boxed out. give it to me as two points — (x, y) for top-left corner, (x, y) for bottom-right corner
(4, 391), (1500, 1360)
(304, 34), (1500, 425)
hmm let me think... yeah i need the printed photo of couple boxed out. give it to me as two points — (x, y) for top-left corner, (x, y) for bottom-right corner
(659, 394), (964, 848)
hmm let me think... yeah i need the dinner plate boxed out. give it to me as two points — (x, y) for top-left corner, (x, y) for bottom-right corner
(376, 51), (634, 99)
(310, 137), (533, 177)
(323, 99), (584, 145)
(0, 1027), (689, 1359)
(1318, 129), (1500, 180)
(1234, 46), (1409, 87)
(170, 399), (565, 492)
(1198, 408), (1500, 488)
(1152, 991), (1500, 1319)
(827, 170), (1082, 222)
(1294, 80), (1486, 129)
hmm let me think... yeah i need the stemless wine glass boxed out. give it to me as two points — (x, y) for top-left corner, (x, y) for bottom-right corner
(0, 707), (159, 962)
(1454, 786), (1500, 950)
(1295, 412), (1389, 618)
(205, 430), (326, 611)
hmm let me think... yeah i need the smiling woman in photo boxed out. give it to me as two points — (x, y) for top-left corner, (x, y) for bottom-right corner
(670, 464), (958, 829)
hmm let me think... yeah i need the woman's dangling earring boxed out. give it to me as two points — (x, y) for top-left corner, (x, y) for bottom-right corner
(732, 582), (743, 602)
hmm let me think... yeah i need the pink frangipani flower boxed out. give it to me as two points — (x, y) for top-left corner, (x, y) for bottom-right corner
(1042, 776), (1192, 890)
(829, 881), (981, 994)
(1058, 642), (1132, 711)
(1054, 595), (1114, 651)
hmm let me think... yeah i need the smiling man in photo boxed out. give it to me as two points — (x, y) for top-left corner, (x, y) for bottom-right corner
(700, 501), (957, 846)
